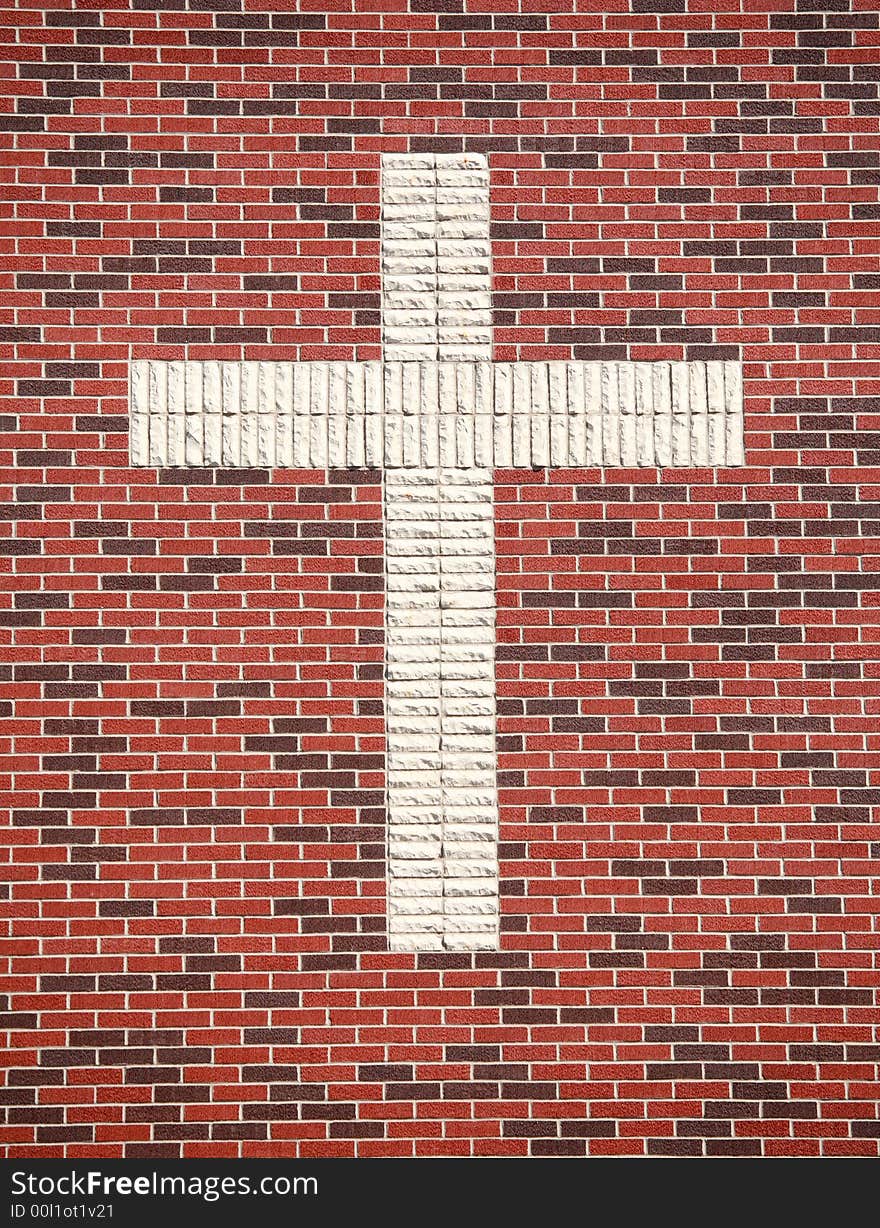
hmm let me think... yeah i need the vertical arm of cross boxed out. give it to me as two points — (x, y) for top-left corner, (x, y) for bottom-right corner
(381, 153), (500, 951)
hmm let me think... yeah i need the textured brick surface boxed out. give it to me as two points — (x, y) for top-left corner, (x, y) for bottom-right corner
(381, 153), (492, 361)
(131, 358), (743, 468)
(385, 465), (498, 950)
(2, 0), (880, 1157)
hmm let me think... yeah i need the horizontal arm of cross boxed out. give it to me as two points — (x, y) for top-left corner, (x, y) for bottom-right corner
(130, 357), (743, 471)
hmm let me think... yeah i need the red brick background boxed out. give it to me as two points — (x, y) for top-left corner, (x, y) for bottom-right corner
(2, 0), (879, 1157)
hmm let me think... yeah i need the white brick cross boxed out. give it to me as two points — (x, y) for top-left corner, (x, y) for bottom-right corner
(130, 153), (744, 951)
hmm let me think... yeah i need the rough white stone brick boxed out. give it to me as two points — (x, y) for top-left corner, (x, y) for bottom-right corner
(168, 362), (186, 467)
(384, 464), (498, 951)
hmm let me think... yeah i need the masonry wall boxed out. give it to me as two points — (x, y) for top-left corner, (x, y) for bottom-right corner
(2, 0), (879, 1157)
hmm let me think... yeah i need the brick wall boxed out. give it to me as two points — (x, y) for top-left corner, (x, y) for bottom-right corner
(2, 0), (879, 1157)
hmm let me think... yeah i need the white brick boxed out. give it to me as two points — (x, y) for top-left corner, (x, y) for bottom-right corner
(384, 465), (499, 951)
(167, 361), (186, 467)
(129, 360), (149, 466)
